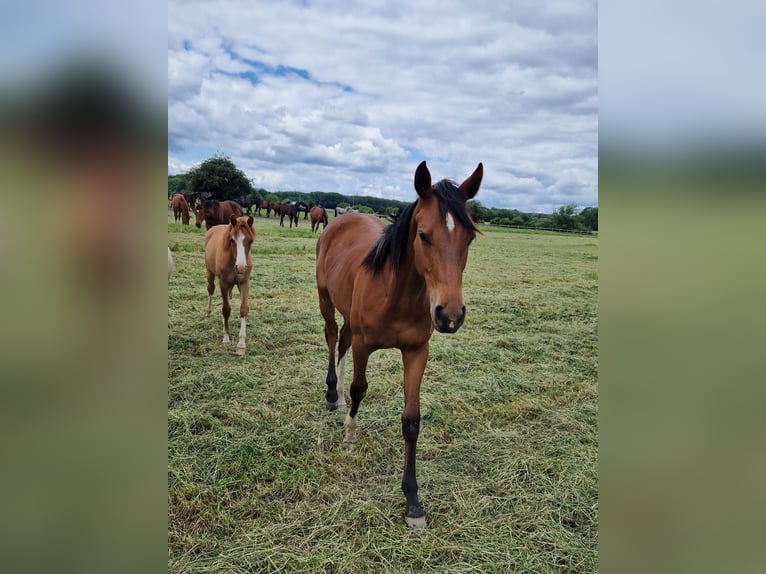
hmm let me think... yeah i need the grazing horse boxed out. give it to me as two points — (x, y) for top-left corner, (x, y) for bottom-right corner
(236, 196), (262, 216)
(279, 202), (299, 228)
(205, 215), (256, 356)
(334, 205), (357, 216)
(310, 205), (328, 233)
(171, 193), (190, 224)
(296, 201), (310, 220)
(184, 192), (203, 211)
(195, 199), (243, 230)
(316, 161), (483, 529)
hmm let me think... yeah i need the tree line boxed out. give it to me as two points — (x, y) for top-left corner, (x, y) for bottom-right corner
(169, 155), (597, 231)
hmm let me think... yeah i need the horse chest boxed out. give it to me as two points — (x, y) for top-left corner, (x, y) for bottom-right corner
(354, 308), (432, 350)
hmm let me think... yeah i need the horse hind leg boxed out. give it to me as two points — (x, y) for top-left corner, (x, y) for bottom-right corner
(335, 322), (351, 408)
(235, 280), (250, 356)
(220, 282), (232, 344)
(344, 343), (369, 447)
(205, 271), (215, 315)
(319, 292), (340, 410)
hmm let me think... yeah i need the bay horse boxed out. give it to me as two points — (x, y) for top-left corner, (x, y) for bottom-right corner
(205, 215), (256, 355)
(184, 192), (203, 211)
(315, 160), (483, 529)
(236, 196), (262, 216)
(296, 201), (310, 220)
(310, 205), (328, 232)
(171, 193), (190, 224)
(279, 202), (299, 228)
(195, 199), (243, 230)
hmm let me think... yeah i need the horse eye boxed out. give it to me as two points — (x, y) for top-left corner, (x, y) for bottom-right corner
(418, 230), (430, 244)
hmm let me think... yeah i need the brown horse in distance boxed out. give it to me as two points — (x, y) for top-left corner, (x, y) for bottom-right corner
(171, 193), (190, 224)
(315, 160), (483, 529)
(310, 206), (328, 232)
(195, 199), (243, 230)
(205, 215), (256, 355)
(278, 202), (299, 228)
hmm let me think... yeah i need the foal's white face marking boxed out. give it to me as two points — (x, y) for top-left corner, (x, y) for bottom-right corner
(445, 212), (455, 233)
(234, 230), (248, 272)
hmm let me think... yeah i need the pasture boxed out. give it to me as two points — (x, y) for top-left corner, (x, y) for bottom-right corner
(168, 211), (598, 573)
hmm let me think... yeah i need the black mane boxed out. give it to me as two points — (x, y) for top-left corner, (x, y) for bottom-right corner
(362, 179), (478, 275)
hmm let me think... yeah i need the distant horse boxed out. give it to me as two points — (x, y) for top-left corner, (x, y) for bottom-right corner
(205, 215), (256, 356)
(279, 202), (299, 228)
(316, 161), (483, 529)
(310, 206), (328, 232)
(296, 201), (310, 220)
(236, 196), (262, 216)
(184, 193), (203, 211)
(195, 199), (243, 230)
(264, 201), (278, 218)
(171, 193), (190, 224)
(334, 205), (357, 216)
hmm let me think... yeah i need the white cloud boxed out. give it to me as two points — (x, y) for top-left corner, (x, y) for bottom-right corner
(168, 0), (597, 212)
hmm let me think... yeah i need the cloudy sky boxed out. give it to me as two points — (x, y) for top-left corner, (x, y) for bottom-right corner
(168, 0), (597, 213)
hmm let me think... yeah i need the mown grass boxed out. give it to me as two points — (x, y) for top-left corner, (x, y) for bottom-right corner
(168, 210), (598, 573)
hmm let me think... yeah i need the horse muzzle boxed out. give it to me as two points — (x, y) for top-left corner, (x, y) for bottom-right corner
(433, 305), (466, 334)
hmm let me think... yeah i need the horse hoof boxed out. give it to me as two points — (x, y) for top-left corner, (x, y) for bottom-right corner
(236, 347), (245, 356)
(342, 441), (354, 451)
(326, 400), (338, 411)
(405, 515), (427, 530)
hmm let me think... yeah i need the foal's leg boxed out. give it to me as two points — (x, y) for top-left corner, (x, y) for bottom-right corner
(400, 343), (429, 529)
(220, 280), (231, 344)
(235, 278), (250, 356)
(205, 271), (215, 315)
(335, 322), (351, 408)
(344, 342), (370, 446)
(319, 292), (340, 409)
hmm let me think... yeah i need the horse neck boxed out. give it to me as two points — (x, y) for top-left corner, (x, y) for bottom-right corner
(386, 223), (427, 309)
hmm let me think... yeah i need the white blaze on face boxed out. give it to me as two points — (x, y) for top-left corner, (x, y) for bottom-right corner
(234, 230), (248, 272)
(446, 212), (455, 233)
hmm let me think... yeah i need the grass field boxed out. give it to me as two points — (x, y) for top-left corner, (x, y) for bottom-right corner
(168, 210), (598, 573)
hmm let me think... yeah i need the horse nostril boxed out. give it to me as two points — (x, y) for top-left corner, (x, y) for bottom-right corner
(434, 305), (444, 321)
(460, 306), (466, 319)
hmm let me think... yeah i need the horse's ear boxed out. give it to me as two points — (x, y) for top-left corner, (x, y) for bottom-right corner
(459, 163), (483, 200)
(414, 161), (432, 199)
(229, 214), (237, 226)
(247, 216), (254, 227)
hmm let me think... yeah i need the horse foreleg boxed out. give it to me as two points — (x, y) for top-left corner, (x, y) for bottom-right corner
(400, 344), (429, 529)
(344, 342), (370, 446)
(235, 279), (250, 356)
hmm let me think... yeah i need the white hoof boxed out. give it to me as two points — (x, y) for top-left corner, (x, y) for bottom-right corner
(222, 335), (230, 343)
(235, 346), (245, 356)
(405, 515), (427, 530)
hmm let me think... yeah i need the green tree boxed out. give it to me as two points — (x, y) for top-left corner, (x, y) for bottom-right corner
(188, 155), (252, 201)
(579, 206), (598, 231)
(467, 200), (485, 222)
(167, 174), (190, 198)
(550, 205), (579, 230)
